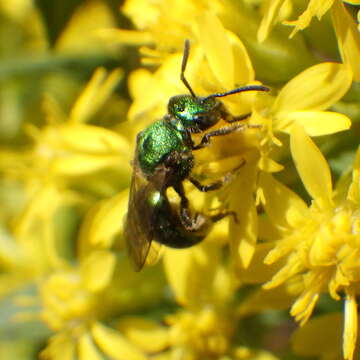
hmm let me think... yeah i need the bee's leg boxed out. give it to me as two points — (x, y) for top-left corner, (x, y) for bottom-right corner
(219, 102), (253, 123)
(189, 173), (231, 192)
(192, 123), (244, 150)
(173, 183), (207, 231)
(192, 123), (261, 150)
(173, 182), (193, 227)
(226, 113), (251, 123)
(221, 108), (251, 123)
(189, 159), (245, 191)
(193, 102), (264, 150)
(210, 209), (239, 224)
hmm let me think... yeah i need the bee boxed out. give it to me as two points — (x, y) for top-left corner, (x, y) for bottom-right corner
(124, 40), (269, 270)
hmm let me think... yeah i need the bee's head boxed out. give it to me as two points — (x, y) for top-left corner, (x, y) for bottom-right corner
(167, 95), (221, 133)
(168, 39), (270, 133)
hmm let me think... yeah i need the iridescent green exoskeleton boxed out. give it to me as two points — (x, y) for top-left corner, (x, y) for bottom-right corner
(124, 40), (269, 271)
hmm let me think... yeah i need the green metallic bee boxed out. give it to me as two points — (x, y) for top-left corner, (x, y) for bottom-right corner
(124, 40), (269, 271)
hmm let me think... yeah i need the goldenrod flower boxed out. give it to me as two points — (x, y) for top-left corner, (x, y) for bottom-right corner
(38, 245), (166, 360)
(258, 0), (360, 80)
(39, 267), (150, 360)
(0, 1), (359, 359)
(102, 0), (225, 63)
(261, 125), (360, 360)
(256, 60), (352, 175)
(112, 242), (280, 360)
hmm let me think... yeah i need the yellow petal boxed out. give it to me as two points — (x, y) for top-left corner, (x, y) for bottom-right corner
(78, 333), (106, 360)
(55, 0), (116, 53)
(53, 154), (124, 176)
(257, 0), (286, 42)
(49, 123), (131, 176)
(122, 0), (160, 29)
(79, 190), (128, 250)
(290, 124), (333, 208)
(128, 54), (180, 122)
(347, 147), (360, 202)
(70, 68), (123, 123)
(258, 214), (283, 242)
(228, 160), (258, 268)
(81, 250), (116, 292)
(41, 333), (76, 360)
(276, 110), (351, 136)
(97, 29), (153, 46)
(290, 290), (319, 325)
(236, 243), (284, 284)
(259, 173), (308, 228)
(228, 31), (254, 85)
(344, 289), (358, 360)
(57, 124), (130, 154)
(197, 13), (234, 88)
(238, 286), (295, 316)
(291, 313), (342, 357)
(163, 243), (219, 306)
(258, 156), (284, 172)
(117, 317), (169, 353)
(309, 230), (342, 267)
(332, 1), (360, 81)
(284, 0), (334, 38)
(91, 322), (147, 360)
(272, 62), (353, 115)
(128, 68), (153, 100)
(231, 202), (258, 269)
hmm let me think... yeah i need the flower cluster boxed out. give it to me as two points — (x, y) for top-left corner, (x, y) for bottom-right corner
(0, 1), (359, 360)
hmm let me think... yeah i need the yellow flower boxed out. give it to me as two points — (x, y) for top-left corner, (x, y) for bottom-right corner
(258, 0), (360, 80)
(1, 1), (359, 359)
(38, 248), (166, 360)
(101, 0), (224, 64)
(260, 125), (360, 360)
(110, 242), (280, 360)
(258, 61), (352, 165)
(104, 0), (314, 83)
(0, 69), (131, 293)
(162, 244), (236, 357)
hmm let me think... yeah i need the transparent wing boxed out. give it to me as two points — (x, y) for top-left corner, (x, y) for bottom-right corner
(124, 158), (168, 271)
(145, 241), (162, 267)
(124, 166), (154, 271)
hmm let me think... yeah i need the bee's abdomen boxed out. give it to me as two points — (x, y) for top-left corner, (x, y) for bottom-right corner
(153, 192), (210, 248)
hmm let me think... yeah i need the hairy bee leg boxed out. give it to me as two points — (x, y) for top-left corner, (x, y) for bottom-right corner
(173, 183), (197, 228)
(193, 123), (246, 150)
(192, 124), (243, 150)
(193, 124), (261, 150)
(190, 157), (246, 192)
(173, 183), (211, 231)
(210, 210), (239, 224)
(222, 111), (251, 123)
(189, 173), (232, 192)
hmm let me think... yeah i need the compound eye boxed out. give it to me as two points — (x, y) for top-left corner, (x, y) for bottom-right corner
(176, 104), (185, 112)
(194, 114), (207, 127)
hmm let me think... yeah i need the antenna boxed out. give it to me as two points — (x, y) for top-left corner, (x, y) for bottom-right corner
(181, 40), (196, 98)
(203, 85), (270, 101)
